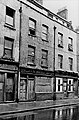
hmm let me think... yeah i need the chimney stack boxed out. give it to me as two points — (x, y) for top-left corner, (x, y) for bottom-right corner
(57, 7), (68, 20)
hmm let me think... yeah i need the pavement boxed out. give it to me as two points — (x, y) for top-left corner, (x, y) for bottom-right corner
(0, 98), (79, 117)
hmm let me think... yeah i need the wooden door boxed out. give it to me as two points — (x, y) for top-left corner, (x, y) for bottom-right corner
(28, 77), (35, 100)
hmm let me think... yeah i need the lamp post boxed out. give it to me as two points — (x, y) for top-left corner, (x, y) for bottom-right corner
(53, 26), (56, 100)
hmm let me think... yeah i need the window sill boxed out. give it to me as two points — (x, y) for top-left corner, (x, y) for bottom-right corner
(4, 23), (16, 30)
(28, 34), (36, 37)
(1, 56), (15, 61)
(42, 39), (48, 42)
(27, 62), (36, 66)
(41, 65), (48, 68)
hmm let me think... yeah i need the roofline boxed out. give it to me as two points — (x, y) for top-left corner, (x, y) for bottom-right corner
(17, 0), (77, 33)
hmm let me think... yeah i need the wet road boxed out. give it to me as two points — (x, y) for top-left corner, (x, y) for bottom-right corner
(0, 105), (79, 120)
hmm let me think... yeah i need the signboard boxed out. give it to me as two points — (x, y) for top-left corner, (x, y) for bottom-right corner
(36, 77), (52, 93)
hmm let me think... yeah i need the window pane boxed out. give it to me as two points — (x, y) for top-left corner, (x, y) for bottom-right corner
(6, 7), (14, 17)
(29, 19), (35, 29)
(42, 33), (47, 40)
(28, 56), (35, 63)
(6, 15), (14, 26)
(58, 55), (63, 69)
(4, 49), (12, 57)
(28, 47), (35, 56)
(42, 25), (47, 34)
(5, 39), (13, 49)
(0, 73), (4, 82)
(6, 74), (14, 101)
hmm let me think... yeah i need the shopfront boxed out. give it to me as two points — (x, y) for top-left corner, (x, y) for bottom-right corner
(19, 67), (53, 101)
(0, 59), (18, 103)
(55, 70), (78, 99)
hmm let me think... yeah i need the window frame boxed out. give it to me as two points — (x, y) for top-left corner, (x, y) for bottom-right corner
(68, 79), (73, 92)
(42, 24), (48, 41)
(58, 54), (63, 69)
(29, 18), (36, 36)
(56, 78), (63, 92)
(28, 45), (35, 65)
(3, 37), (14, 59)
(58, 32), (63, 48)
(6, 6), (15, 27)
(68, 37), (73, 51)
(41, 49), (48, 67)
(69, 57), (73, 71)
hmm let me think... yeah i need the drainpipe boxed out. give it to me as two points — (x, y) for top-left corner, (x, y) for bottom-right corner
(16, 2), (22, 102)
(53, 26), (56, 100)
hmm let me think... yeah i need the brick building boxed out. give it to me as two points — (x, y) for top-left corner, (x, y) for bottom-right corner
(0, 0), (19, 102)
(18, 0), (78, 101)
(0, 0), (78, 103)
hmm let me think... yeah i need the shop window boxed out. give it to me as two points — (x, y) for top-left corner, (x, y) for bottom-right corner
(6, 6), (15, 27)
(42, 24), (48, 41)
(28, 45), (35, 65)
(6, 73), (15, 101)
(68, 37), (73, 51)
(4, 37), (14, 59)
(56, 78), (62, 92)
(41, 49), (48, 67)
(58, 32), (63, 48)
(29, 18), (36, 36)
(58, 54), (63, 69)
(68, 79), (73, 92)
(69, 57), (73, 71)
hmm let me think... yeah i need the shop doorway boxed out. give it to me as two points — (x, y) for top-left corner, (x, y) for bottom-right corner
(27, 76), (35, 100)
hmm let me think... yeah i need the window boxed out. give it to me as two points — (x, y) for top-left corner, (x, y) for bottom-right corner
(69, 57), (73, 71)
(68, 79), (73, 92)
(28, 45), (35, 65)
(58, 55), (63, 69)
(5, 74), (15, 101)
(41, 50), (48, 67)
(42, 24), (48, 41)
(4, 37), (14, 58)
(68, 37), (73, 51)
(6, 6), (15, 27)
(56, 78), (62, 92)
(29, 18), (36, 36)
(58, 32), (63, 47)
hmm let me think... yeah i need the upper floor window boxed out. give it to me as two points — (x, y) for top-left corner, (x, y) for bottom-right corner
(58, 32), (63, 48)
(42, 24), (48, 41)
(68, 37), (73, 51)
(4, 37), (14, 58)
(29, 18), (36, 36)
(69, 57), (73, 71)
(58, 54), (63, 69)
(6, 6), (15, 27)
(41, 49), (48, 67)
(28, 45), (35, 65)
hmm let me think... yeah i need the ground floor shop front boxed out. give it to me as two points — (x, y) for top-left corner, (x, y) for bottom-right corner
(18, 68), (78, 101)
(0, 59), (18, 103)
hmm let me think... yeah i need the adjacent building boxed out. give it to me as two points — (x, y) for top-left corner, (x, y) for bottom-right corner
(0, 0), (19, 102)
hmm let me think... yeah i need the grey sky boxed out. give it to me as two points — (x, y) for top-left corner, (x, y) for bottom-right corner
(43, 0), (79, 29)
